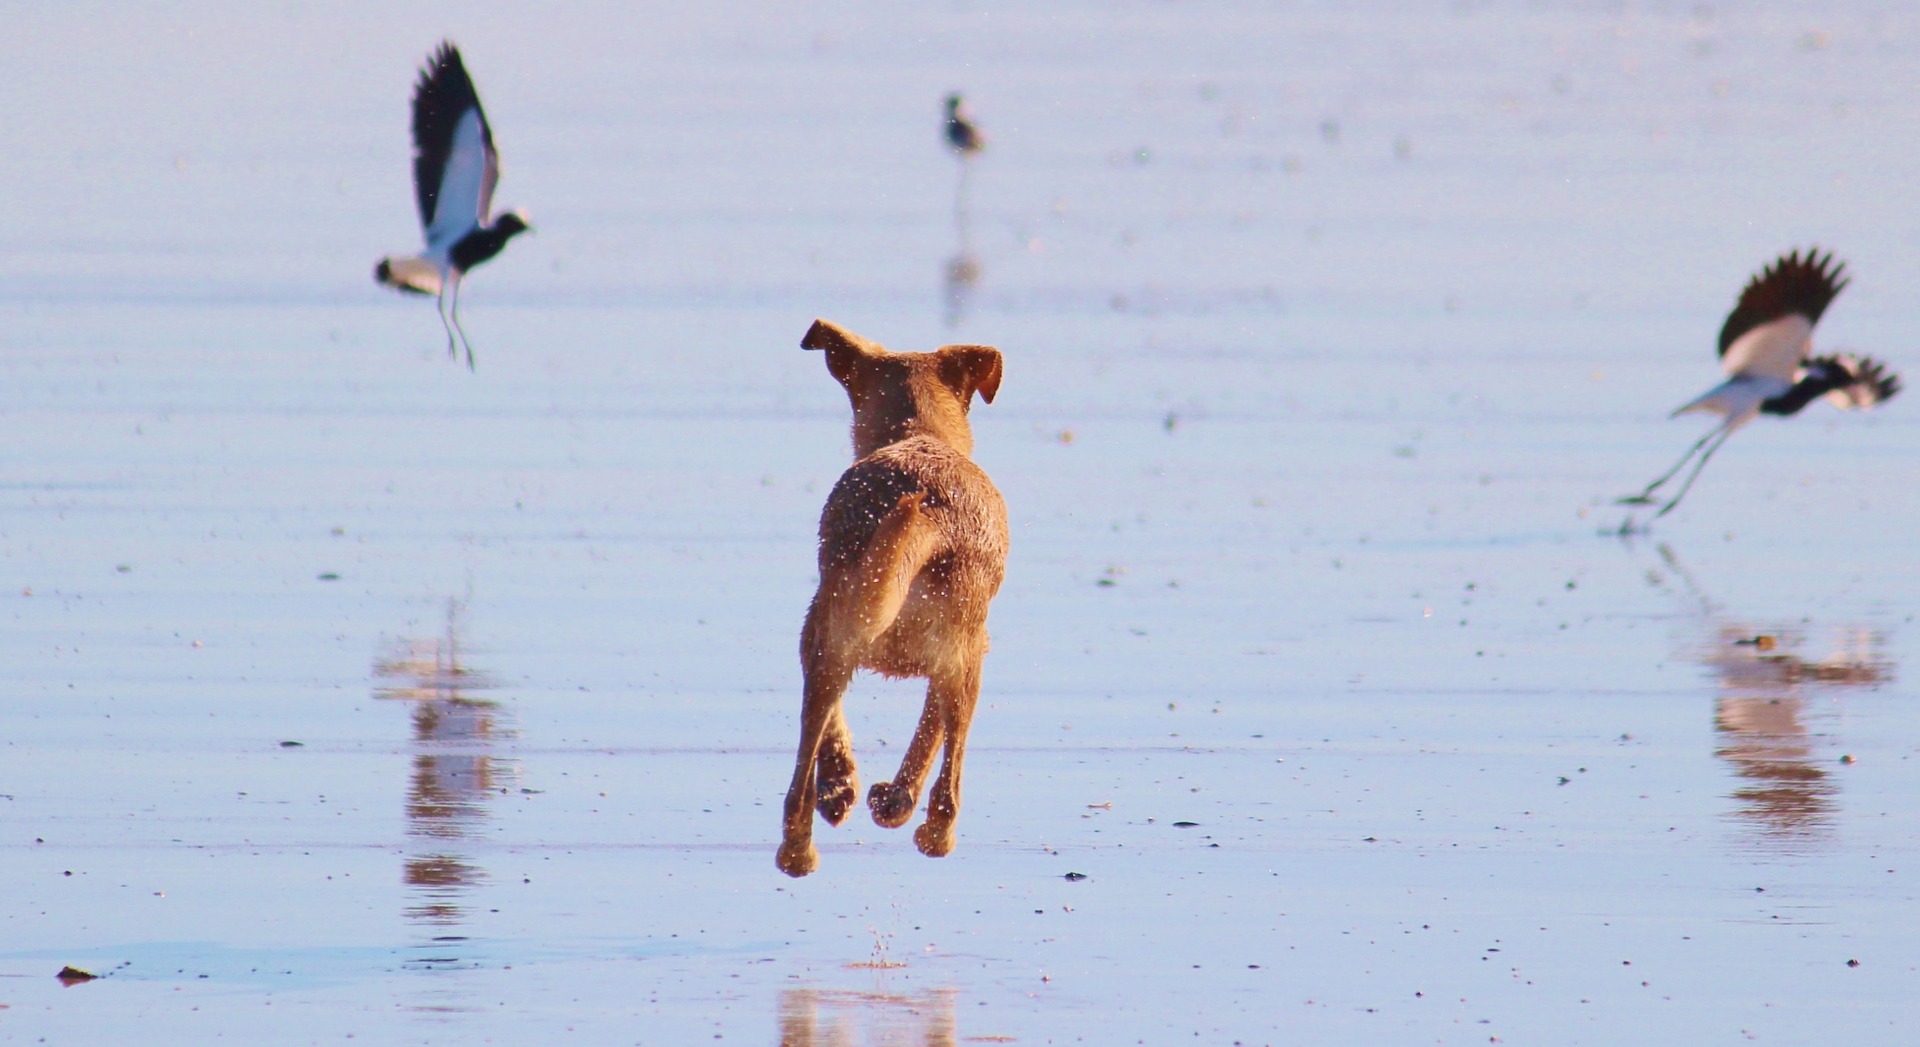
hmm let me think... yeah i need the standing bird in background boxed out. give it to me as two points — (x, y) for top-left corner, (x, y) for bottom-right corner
(375, 42), (531, 370)
(942, 93), (986, 326)
(1620, 248), (1900, 518)
(944, 93), (986, 159)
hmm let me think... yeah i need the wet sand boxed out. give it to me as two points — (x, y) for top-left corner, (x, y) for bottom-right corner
(3, 4), (1918, 1044)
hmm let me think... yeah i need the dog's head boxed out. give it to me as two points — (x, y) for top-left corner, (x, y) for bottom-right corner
(803, 319), (1002, 458)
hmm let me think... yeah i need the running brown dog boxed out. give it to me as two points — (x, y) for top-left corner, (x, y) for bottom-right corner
(776, 319), (1008, 878)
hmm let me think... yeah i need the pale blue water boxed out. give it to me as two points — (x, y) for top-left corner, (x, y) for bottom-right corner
(2, 3), (1918, 1044)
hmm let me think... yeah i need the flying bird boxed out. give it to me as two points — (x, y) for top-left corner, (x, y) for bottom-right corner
(375, 42), (530, 369)
(944, 94), (985, 158)
(1620, 248), (1900, 518)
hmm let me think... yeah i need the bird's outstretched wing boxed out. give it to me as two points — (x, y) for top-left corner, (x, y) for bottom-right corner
(410, 42), (499, 249)
(1717, 249), (1848, 380)
(1813, 353), (1902, 410)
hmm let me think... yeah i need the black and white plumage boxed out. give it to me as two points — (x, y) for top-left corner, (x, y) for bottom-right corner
(944, 94), (985, 158)
(375, 42), (530, 369)
(1621, 249), (1901, 518)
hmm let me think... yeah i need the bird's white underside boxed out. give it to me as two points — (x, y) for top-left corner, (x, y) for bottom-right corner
(1672, 312), (1882, 424)
(1720, 313), (1813, 383)
(425, 109), (493, 251)
(1671, 373), (1790, 428)
(380, 107), (496, 296)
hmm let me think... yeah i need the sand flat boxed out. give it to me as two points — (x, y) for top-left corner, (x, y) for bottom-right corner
(2, 3), (1917, 1043)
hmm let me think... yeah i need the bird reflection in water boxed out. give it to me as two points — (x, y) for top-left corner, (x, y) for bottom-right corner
(1706, 625), (1886, 842)
(778, 987), (965, 1047)
(1647, 544), (1892, 846)
(943, 249), (982, 329)
(942, 188), (982, 328)
(373, 597), (513, 936)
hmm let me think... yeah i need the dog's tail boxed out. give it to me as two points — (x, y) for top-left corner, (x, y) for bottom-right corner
(835, 490), (940, 647)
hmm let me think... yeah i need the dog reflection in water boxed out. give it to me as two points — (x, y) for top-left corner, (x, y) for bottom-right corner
(778, 988), (962, 1047)
(374, 598), (510, 922)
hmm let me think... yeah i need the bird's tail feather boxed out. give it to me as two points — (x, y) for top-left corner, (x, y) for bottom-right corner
(375, 256), (443, 296)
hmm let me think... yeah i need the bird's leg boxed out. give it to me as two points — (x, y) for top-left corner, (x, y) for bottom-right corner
(448, 276), (475, 370)
(435, 284), (457, 360)
(1653, 426), (1734, 518)
(1618, 425), (1722, 505)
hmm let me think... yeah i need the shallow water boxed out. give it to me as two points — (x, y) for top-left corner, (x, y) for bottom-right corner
(3, 3), (1918, 1044)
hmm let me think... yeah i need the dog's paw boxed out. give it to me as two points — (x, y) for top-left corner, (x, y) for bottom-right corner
(913, 822), (954, 858)
(816, 773), (860, 826)
(775, 839), (819, 878)
(867, 781), (918, 828)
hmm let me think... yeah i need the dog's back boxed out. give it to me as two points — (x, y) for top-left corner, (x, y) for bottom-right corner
(814, 435), (1007, 676)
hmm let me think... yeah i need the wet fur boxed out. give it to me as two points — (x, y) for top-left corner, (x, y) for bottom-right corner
(776, 320), (1008, 877)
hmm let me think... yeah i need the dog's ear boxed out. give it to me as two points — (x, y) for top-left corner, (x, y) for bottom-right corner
(936, 345), (1003, 405)
(802, 319), (882, 388)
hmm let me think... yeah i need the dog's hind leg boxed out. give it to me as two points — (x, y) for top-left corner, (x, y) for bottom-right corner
(868, 694), (945, 828)
(814, 703), (860, 826)
(913, 652), (985, 858)
(778, 614), (856, 877)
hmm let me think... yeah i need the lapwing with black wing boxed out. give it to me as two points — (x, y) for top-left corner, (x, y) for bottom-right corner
(944, 94), (985, 159)
(1621, 249), (1900, 518)
(375, 42), (531, 370)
